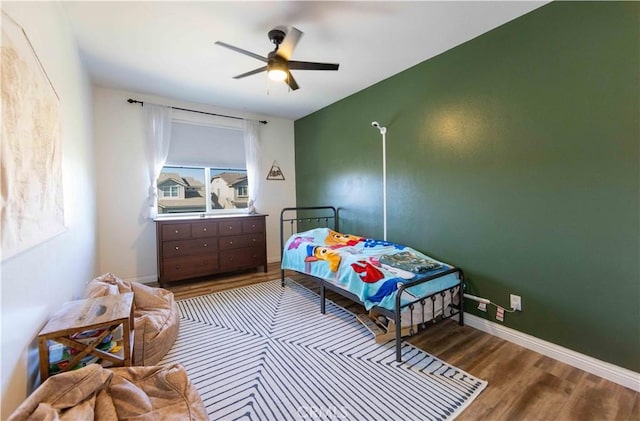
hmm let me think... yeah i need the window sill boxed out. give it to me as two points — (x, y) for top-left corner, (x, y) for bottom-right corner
(153, 210), (259, 222)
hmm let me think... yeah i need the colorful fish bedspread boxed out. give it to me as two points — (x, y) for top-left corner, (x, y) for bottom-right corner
(281, 228), (460, 311)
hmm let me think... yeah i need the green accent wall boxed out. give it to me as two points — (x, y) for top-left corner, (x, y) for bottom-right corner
(294, 1), (639, 372)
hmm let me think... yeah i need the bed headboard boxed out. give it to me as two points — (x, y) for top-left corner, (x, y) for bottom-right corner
(279, 206), (338, 258)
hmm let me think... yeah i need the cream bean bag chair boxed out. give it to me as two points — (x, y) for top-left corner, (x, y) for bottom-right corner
(84, 273), (179, 366)
(8, 364), (206, 420)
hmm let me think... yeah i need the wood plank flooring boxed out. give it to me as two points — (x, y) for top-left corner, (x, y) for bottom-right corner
(161, 262), (640, 421)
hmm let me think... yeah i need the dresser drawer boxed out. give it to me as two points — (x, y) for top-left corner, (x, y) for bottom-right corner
(162, 238), (218, 258)
(161, 223), (191, 240)
(162, 255), (219, 281)
(218, 233), (265, 250)
(242, 218), (265, 233)
(219, 247), (266, 271)
(218, 220), (242, 235)
(191, 221), (218, 238)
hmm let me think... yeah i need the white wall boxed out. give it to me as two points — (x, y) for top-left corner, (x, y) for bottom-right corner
(0, 2), (96, 418)
(93, 87), (296, 282)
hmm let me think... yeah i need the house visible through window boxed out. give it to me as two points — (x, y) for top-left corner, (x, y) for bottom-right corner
(157, 121), (247, 215)
(210, 170), (248, 209)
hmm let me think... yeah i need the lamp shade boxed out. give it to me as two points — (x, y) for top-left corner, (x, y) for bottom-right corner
(267, 57), (288, 81)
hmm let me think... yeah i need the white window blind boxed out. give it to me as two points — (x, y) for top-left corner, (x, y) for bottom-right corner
(166, 122), (245, 168)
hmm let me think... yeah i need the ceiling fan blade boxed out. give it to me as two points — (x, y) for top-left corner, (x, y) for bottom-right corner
(278, 26), (303, 60)
(233, 66), (267, 79)
(215, 41), (267, 63)
(288, 61), (339, 71)
(286, 72), (300, 91)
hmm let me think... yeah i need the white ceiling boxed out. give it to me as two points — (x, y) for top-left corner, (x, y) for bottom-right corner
(62, 1), (547, 120)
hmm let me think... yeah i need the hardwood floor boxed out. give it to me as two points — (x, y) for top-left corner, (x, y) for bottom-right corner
(162, 262), (640, 421)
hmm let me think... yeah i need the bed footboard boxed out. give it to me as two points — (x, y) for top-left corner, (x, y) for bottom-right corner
(392, 268), (464, 362)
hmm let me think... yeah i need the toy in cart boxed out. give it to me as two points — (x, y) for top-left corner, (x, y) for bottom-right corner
(48, 328), (123, 374)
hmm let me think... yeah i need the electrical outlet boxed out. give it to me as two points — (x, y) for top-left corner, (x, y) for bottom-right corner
(510, 294), (522, 311)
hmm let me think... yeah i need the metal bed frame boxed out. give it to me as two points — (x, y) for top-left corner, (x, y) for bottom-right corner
(280, 206), (465, 362)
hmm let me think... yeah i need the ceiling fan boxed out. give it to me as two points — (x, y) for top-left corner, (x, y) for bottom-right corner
(215, 26), (339, 91)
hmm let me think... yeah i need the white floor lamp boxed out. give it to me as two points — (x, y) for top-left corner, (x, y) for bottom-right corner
(371, 121), (388, 241)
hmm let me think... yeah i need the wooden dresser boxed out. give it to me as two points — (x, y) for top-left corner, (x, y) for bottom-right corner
(155, 214), (267, 287)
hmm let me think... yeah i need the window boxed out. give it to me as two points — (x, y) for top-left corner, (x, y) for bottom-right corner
(210, 169), (248, 209)
(161, 185), (179, 198)
(156, 122), (247, 216)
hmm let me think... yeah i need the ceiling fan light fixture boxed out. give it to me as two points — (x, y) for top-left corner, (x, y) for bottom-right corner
(267, 61), (288, 81)
(268, 68), (288, 82)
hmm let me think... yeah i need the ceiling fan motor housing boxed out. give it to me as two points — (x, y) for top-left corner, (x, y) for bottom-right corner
(268, 29), (286, 46)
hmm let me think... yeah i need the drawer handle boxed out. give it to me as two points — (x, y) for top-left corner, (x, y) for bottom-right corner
(252, 224), (256, 228)
(175, 265), (180, 269)
(175, 246), (180, 250)
(175, 230), (179, 234)
(203, 228), (207, 232)
(229, 241), (233, 245)
(228, 226), (233, 230)
(203, 243), (207, 247)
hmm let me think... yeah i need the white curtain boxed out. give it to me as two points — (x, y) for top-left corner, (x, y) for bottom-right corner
(146, 105), (173, 219)
(243, 120), (260, 214)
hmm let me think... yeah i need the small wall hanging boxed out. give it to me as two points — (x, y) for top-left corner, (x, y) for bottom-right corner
(266, 161), (285, 180)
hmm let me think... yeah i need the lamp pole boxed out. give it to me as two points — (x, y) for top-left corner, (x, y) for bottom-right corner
(381, 127), (387, 241)
(371, 121), (388, 241)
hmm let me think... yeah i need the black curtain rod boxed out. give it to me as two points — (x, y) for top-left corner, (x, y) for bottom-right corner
(126, 98), (267, 125)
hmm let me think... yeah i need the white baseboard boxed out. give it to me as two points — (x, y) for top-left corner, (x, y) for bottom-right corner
(463, 312), (640, 392)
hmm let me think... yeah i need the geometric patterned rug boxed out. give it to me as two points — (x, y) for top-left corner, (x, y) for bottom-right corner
(159, 279), (487, 420)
